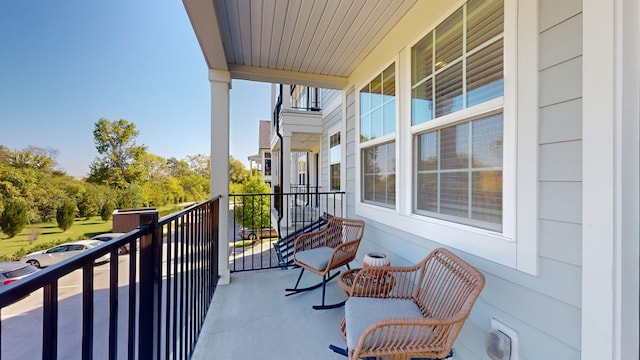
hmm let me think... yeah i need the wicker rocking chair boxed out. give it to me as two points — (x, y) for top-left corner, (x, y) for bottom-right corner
(285, 217), (365, 310)
(330, 248), (485, 359)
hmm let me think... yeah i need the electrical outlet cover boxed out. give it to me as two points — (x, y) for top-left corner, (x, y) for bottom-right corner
(486, 329), (511, 360)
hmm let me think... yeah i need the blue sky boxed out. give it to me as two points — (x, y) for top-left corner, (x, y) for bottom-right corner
(0, 0), (271, 177)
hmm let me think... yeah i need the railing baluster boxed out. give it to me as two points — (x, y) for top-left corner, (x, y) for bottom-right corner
(42, 281), (58, 360)
(172, 218), (179, 360)
(180, 214), (185, 359)
(108, 248), (119, 360)
(165, 221), (172, 359)
(127, 239), (137, 360)
(82, 263), (94, 360)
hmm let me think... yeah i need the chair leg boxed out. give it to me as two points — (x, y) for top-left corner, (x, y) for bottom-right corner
(285, 269), (342, 296)
(312, 271), (347, 310)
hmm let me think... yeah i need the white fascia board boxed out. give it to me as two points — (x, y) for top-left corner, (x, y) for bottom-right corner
(228, 64), (348, 90)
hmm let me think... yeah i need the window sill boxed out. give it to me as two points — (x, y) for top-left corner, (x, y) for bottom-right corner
(356, 201), (518, 270)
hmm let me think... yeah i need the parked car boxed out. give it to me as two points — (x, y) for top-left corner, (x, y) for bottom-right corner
(90, 232), (129, 254)
(239, 227), (277, 240)
(0, 262), (39, 286)
(22, 240), (110, 268)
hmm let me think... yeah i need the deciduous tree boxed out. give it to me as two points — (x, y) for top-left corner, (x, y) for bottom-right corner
(88, 118), (147, 187)
(229, 156), (250, 184)
(234, 175), (271, 239)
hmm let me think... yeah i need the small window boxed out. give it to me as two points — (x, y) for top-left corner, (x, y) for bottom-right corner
(329, 132), (341, 191)
(362, 142), (396, 207)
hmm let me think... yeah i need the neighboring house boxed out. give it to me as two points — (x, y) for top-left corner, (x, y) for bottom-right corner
(247, 120), (272, 186)
(183, 0), (639, 359)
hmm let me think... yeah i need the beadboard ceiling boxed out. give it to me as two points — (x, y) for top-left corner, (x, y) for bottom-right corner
(183, 0), (417, 89)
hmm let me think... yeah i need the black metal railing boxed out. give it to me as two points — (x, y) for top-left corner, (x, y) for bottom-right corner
(229, 191), (344, 272)
(0, 197), (220, 360)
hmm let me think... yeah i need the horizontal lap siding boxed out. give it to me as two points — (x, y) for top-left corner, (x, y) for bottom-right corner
(345, 88), (357, 220)
(321, 106), (342, 214)
(321, 89), (341, 109)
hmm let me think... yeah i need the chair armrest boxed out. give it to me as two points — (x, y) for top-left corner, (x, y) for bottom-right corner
(351, 317), (464, 360)
(350, 263), (423, 299)
(293, 230), (326, 254)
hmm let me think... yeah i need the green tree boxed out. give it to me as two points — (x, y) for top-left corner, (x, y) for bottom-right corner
(229, 156), (250, 184)
(234, 175), (271, 239)
(100, 200), (115, 221)
(56, 199), (76, 231)
(5, 146), (58, 171)
(87, 118), (148, 187)
(0, 199), (29, 238)
(116, 184), (144, 209)
(186, 154), (210, 178)
(77, 184), (102, 219)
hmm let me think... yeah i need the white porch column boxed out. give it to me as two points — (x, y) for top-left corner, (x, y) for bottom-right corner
(281, 132), (292, 226)
(209, 69), (231, 285)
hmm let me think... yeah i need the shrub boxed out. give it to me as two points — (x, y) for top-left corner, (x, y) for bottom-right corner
(56, 199), (76, 231)
(0, 199), (29, 238)
(100, 201), (115, 221)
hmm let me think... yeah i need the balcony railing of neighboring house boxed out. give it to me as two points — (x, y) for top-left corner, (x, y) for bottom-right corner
(0, 197), (220, 360)
(290, 85), (321, 112)
(229, 191), (345, 272)
(272, 84), (322, 130)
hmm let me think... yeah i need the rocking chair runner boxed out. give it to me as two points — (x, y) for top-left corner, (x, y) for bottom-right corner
(285, 217), (365, 310)
(331, 248), (485, 360)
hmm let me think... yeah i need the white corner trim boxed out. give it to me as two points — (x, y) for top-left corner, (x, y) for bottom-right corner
(582, 0), (616, 359)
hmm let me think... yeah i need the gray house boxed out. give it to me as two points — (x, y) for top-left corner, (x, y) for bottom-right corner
(183, 0), (639, 358)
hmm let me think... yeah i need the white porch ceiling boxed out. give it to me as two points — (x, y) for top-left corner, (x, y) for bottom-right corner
(183, 0), (417, 89)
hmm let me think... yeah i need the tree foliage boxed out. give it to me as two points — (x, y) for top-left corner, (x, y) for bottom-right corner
(229, 156), (250, 184)
(77, 184), (102, 219)
(56, 199), (76, 231)
(0, 199), (29, 239)
(234, 175), (272, 239)
(0, 118), (216, 227)
(100, 201), (115, 221)
(88, 118), (147, 187)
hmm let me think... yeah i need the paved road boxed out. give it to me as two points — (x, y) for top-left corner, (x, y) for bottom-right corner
(1, 255), (133, 359)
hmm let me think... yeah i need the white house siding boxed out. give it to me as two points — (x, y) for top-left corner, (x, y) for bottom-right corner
(321, 88), (341, 111)
(337, 1), (584, 358)
(320, 105), (342, 215)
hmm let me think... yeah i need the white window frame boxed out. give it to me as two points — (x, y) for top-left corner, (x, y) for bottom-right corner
(328, 127), (342, 191)
(357, 60), (399, 209)
(355, 0), (538, 275)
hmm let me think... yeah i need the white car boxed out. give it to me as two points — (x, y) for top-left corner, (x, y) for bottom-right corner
(22, 240), (110, 268)
(90, 232), (129, 254)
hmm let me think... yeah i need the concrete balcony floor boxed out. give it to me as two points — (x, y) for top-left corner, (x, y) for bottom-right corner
(192, 267), (350, 360)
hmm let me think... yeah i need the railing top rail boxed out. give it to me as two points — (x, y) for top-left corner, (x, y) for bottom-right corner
(157, 195), (221, 226)
(0, 228), (147, 307)
(230, 191), (345, 197)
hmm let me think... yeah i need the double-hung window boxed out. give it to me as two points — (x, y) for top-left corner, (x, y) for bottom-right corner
(411, 0), (504, 231)
(329, 132), (341, 191)
(360, 63), (396, 208)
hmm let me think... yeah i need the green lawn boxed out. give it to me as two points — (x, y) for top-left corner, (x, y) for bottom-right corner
(0, 217), (114, 260)
(0, 205), (193, 261)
